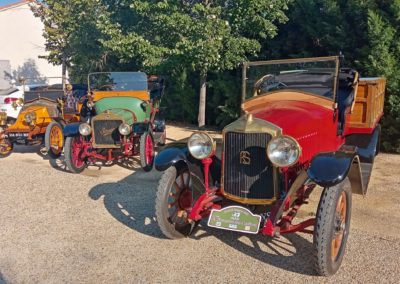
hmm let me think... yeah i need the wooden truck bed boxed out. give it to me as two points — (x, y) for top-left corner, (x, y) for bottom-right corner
(347, 77), (386, 129)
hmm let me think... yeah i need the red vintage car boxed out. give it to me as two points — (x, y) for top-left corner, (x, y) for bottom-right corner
(153, 56), (385, 276)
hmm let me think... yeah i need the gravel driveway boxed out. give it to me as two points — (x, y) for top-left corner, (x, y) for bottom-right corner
(0, 124), (399, 283)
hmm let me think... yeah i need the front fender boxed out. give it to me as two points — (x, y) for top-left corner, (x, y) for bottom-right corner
(132, 122), (150, 135)
(154, 143), (188, 171)
(62, 123), (80, 137)
(307, 151), (357, 188)
(155, 142), (222, 186)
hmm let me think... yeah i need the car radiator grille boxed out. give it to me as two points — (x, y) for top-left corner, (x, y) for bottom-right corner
(93, 119), (122, 146)
(223, 132), (275, 200)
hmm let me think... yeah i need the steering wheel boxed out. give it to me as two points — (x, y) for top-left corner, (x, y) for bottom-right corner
(98, 84), (115, 91)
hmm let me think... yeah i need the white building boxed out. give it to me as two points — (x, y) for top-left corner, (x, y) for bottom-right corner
(0, 0), (62, 88)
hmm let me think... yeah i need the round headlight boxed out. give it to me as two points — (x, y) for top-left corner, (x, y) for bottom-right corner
(267, 135), (301, 167)
(188, 132), (215, 160)
(79, 123), (92, 136)
(87, 100), (95, 109)
(24, 112), (36, 123)
(118, 123), (131, 135)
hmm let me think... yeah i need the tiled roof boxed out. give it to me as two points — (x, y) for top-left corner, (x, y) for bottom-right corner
(0, 1), (32, 11)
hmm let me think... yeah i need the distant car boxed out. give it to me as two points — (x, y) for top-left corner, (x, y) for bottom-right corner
(0, 78), (87, 158)
(62, 72), (166, 173)
(0, 86), (25, 123)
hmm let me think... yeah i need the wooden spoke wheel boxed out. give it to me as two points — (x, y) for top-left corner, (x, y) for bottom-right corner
(64, 135), (87, 173)
(140, 131), (154, 172)
(0, 138), (13, 158)
(45, 122), (64, 159)
(331, 192), (346, 260)
(314, 178), (352, 276)
(155, 166), (205, 239)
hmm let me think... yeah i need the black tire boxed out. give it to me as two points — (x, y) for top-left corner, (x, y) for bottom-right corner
(140, 131), (154, 172)
(64, 136), (86, 173)
(155, 166), (205, 239)
(313, 179), (352, 276)
(45, 121), (64, 159)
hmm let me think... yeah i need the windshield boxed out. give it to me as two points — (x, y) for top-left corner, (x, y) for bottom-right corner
(243, 57), (338, 101)
(89, 72), (147, 92)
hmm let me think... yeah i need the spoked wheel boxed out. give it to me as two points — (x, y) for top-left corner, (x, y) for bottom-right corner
(314, 178), (352, 276)
(0, 138), (13, 158)
(45, 122), (64, 159)
(64, 135), (87, 173)
(155, 166), (205, 239)
(140, 131), (154, 172)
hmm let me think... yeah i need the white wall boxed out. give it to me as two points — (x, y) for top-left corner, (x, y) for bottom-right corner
(0, 1), (62, 86)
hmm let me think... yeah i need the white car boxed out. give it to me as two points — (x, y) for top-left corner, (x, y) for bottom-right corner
(0, 86), (25, 123)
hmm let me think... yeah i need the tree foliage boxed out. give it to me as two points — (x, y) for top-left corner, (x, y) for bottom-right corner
(33, 0), (400, 151)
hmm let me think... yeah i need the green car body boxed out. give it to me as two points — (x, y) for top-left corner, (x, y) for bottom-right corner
(63, 72), (166, 173)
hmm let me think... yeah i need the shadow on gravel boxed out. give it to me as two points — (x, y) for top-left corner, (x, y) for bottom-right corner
(88, 166), (316, 276)
(0, 271), (6, 284)
(88, 169), (165, 238)
(193, 225), (316, 275)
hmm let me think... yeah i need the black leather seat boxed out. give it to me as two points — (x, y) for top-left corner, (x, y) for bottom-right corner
(337, 68), (358, 135)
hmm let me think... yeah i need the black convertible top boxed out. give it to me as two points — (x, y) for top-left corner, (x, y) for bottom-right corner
(24, 91), (64, 102)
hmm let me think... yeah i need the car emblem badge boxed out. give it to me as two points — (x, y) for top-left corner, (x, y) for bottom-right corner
(106, 115), (110, 119)
(101, 128), (114, 136)
(240, 151), (251, 165)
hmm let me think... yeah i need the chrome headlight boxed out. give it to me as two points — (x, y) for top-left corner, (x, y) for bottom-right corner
(118, 123), (131, 135)
(24, 112), (37, 124)
(188, 132), (215, 160)
(87, 100), (95, 109)
(267, 135), (301, 167)
(79, 123), (92, 136)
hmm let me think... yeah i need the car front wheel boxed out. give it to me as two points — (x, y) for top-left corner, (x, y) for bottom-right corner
(64, 135), (87, 173)
(155, 166), (205, 239)
(140, 131), (154, 172)
(45, 121), (64, 159)
(313, 178), (352, 276)
(0, 138), (13, 158)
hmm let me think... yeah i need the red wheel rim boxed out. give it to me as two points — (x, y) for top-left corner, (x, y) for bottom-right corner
(72, 136), (85, 168)
(145, 134), (153, 165)
(332, 191), (347, 260)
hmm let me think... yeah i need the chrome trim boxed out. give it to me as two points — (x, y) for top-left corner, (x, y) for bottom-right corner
(221, 117), (282, 205)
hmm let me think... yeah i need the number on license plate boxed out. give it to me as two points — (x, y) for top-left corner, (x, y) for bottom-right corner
(9, 132), (29, 138)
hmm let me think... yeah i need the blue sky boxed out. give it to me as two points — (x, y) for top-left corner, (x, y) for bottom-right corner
(1, 0), (41, 7)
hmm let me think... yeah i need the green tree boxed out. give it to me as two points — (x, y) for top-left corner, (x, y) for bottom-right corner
(110, 0), (290, 127)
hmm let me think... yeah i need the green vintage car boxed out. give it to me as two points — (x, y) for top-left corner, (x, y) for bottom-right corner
(62, 72), (166, 173)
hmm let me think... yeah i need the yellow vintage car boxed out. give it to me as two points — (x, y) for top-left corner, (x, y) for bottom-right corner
(0, 77), (87, 158)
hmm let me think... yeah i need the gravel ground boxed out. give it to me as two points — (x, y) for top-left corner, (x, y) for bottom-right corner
(0, 124), (399, 283)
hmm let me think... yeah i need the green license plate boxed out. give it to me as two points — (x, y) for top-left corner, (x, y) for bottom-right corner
(208, 206), (262, 234)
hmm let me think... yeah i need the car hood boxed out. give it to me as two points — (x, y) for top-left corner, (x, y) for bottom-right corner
(249, 100), (344, 162)
(94, 97), (147, 124)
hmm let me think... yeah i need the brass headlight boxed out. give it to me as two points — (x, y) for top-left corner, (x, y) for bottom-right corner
(0, 112), (7, 125)
(267, 135), (301, 167)
(24, 112), (37, 124)
(188, 132), (216, 160)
